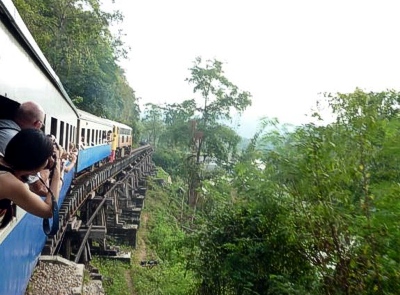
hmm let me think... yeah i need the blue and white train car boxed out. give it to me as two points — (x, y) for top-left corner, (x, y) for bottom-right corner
(104, 119), (133, 159)
(0, 1), (138, 293)
(0, 1), (79, 294)
(77, 109), (113, 172)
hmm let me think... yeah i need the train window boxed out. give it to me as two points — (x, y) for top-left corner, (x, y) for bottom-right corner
(66, 123), (70, 150)
(0, 95), (19, 120)
(41, 115), (46, 133)
(122, 135), (124, 143)
(80, 128), (85, 148)
(50, 118), (57, 138)
(86, 129), (90, 145)
(102, 131), (106, 143)
(59, 121), (65, 146)
(70, 125), (73, 143)
(96, 130), (99, 144)
(72, 126), (75, 146)
(91, 129), (95, 145)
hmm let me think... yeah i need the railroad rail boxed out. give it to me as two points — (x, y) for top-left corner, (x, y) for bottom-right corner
(42, 144), (155, 262)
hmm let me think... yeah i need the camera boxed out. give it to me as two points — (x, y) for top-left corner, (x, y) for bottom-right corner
(45, 153), (57, 170)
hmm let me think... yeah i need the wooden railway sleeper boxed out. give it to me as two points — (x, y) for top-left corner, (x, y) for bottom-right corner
(43, 146), (154, 256)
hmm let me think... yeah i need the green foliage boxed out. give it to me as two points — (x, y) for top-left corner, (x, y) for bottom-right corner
(132, 262), (196, 295)
(89, 89), (400, 295)
(186, 57), (252, 164)
(141, 103), (165, 147)
(152, 148), (186, 178)
(13, 0), (140, 127)
(155, 167), (170, 181)
(184, 89), (400, 294)
(187, 158), (317, 295)
(91, 258), (132, 295)
(131, 175), (197, 295)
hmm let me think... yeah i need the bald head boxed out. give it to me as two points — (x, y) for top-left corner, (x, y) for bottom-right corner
(14, 101), (45, 130)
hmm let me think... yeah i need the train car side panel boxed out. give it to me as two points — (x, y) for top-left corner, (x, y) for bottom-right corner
(0, 165), (75, 295)
(76, 145), (112, 172)
(0, 213), (45, 295)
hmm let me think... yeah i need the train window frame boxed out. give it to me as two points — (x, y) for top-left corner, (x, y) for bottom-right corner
(81, 128), (85, 142)
(102, 130), (106, 143)
(66, 123), (70, 150)
(70, 125), (73, 144)
(59, 121), (65, 147)
(91, 129), (94, 145)
(86, 129), (90, 146)
(50, 118), (57, 138)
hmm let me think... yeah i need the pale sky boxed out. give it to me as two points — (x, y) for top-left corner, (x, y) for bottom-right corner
(105, 0), (400, 137)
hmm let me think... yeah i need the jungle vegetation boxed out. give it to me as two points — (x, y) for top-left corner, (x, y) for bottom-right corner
(138, 88), (400, 295)
(13, 1), (400, 293)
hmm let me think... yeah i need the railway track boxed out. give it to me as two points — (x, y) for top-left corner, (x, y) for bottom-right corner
(42, 145), (155, 262)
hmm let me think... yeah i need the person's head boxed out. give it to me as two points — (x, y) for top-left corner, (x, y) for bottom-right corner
(14, 101), (45, 130)
(4, 129), (53, 172)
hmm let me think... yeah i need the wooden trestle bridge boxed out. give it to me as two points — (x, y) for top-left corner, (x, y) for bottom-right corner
(42, 144), (156, 264)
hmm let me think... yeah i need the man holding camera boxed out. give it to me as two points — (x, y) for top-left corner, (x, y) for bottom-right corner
(0, 101), (52, 195)
(0, 101), (45, 155)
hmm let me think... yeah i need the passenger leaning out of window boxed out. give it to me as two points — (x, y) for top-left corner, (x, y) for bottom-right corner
(0, 101), (45, 155)
(0, 129), (61, 228)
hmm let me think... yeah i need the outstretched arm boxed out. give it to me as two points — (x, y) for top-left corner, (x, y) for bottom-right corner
(1, 172), (58, 218)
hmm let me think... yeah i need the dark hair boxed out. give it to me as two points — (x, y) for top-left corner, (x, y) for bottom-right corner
(4, 129), (53, 171)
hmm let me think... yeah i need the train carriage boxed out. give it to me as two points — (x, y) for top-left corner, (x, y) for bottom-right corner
(105, 119), (133, 159)
(0, 1), (79, 294)
(0, 1), (148, 294)
(77, 109), (113, 172)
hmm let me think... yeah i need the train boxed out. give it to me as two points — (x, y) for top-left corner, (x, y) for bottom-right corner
(0, 1), (144, 294)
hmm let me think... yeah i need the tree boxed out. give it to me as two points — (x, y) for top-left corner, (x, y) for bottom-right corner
(141, 103), (165, 148)
(13, 0), (140, 126)
(183, 57), (252, 206)
(187, 89), (400, 294)
(186, 57), (252, 164)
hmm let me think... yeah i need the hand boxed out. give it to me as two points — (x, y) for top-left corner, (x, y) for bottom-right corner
(53, 144), (63, 159)
(70, 153), (77, 163)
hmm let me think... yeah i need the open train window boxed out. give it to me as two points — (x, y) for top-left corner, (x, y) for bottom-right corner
(0, 96), (19, 120)
(66, 123), (70, 149)
(86, 129), (90, 145)
(50, 118), (57, 138)
(70, 125), (73, 143)
(59, 121), (64, 147)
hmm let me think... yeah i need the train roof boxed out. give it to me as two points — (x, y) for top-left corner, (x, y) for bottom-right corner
(0, 0), (78, 116)
(104, 119), (132, 131)
(77, 109), (114, 127)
